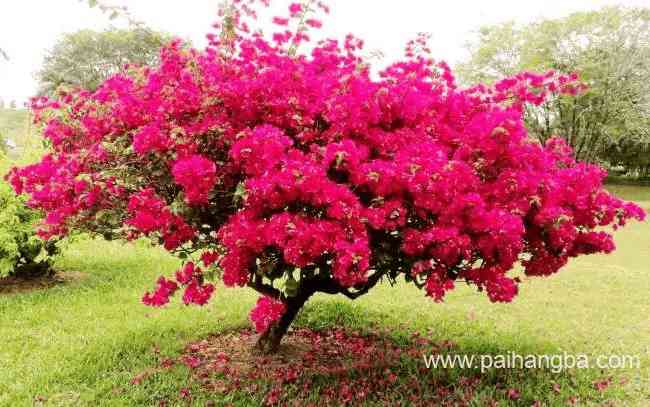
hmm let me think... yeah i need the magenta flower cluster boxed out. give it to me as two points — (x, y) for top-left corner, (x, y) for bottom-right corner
(143, 262), (215, 306)
(6, 0), (644, 332)
(250, 296), (287, 333)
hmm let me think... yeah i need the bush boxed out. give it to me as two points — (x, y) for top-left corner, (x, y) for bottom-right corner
(0, 181), (56, 278)
(7, 1), (645, 353)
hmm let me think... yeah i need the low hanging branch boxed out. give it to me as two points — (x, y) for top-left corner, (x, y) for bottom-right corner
(248, 274), (282, 299)
(8, 0), (645, 355)
(339, 270), (385, 300)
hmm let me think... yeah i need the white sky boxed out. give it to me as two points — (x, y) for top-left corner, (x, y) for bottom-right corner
(1, 0), (649, 105)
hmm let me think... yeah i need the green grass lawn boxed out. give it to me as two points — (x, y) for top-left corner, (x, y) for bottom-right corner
(0, 187), (648, 406)
(0, 108), (29, 136)
(0, 108), (41, 160)
(0, 108), (31, 147)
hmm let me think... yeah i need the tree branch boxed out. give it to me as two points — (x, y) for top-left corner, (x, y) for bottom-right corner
(338, 270), (385, 300)
(247, 274), (282, 299)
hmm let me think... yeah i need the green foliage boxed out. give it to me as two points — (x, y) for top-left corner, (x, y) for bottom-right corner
(458, 6), (650, 165)
(0, 110), (53, 278)
(604, 136), (650, 178)
(0, 181), (56, 278)
(36, 27), (171, 96)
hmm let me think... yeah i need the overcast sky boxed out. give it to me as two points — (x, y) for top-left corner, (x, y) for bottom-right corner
(1, 0), (648, 105)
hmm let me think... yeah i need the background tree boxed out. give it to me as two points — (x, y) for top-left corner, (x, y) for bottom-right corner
(81, 0), (144, 26)
(603, 132), (650, 178)
(457, 6), (650, 165)
(36, 27), (170, 96)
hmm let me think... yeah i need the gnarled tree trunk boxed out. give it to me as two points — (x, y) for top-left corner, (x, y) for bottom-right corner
(255, 288), (315, 354)
(251, 264), (385, 354)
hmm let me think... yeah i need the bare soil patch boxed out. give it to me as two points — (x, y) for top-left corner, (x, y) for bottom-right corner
(131, 327), (622, 406)
(0, 270), (87, 295)
(135, 327), (476, 406)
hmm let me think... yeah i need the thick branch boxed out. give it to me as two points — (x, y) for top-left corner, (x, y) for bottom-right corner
(339, 270), (385, 299)
(247, 274), (282, 298)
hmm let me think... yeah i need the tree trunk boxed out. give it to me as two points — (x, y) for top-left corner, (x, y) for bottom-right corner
(255, 289), (314, 354)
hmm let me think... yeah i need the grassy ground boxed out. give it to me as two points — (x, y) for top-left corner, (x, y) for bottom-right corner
(0, 108), (29, 136)
(0, 188), (648, 406)
(0, 109), (38, 158)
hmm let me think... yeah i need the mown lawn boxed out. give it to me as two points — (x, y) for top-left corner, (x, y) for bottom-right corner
(0, 187), (648, 406)
(0, 108), (29, 137)
(0, 109), (41, 161)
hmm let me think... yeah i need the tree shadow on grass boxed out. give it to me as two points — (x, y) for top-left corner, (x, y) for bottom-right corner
(0, 270), (86, 295)
(114, 300), (625, 406)
(287, 301), (623, 406)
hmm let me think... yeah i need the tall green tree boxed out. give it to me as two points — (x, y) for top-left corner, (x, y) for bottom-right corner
(36, 27), (170, 96)
(458, 6), (650, 165)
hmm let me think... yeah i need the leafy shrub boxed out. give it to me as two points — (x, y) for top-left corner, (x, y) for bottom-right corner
(0, 181), (56, 278)
(7, 1), (645, 352)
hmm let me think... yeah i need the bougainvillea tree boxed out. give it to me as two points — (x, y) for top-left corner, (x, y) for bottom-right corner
(7, 1), (645, 353)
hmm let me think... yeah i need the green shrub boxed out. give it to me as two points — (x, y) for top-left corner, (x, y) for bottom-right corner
(0, 181), (57, 278)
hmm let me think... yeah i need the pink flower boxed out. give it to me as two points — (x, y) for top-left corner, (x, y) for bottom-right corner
(272, 17), (289, 26)
(179, 388), (191, 400)
(144, 262), (215, 307)
(485, 274), (519, 303)
(424, 270), (455, 302)
(175, 262), (198, 285)
(132, 124), (171, 155)
(201, 251), (220, 266)
(172, 155), (217, 205)
(250, 296), (286, 333)
(506, 388), (521, 400)
(182, 280), (215, 305)
(181, 355), (201, 369)
(593, 377), (612, 392)
(305, 19), (322, 28)
(288, 3), (303, 17)
(125, 188), (197, 250)
(142, 277), (178, 307)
